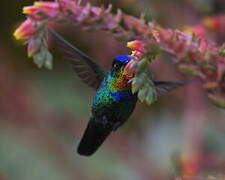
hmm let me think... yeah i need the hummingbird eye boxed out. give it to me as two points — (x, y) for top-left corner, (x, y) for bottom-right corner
(114, 63), (120, 68)
(112, 61), (121, 68)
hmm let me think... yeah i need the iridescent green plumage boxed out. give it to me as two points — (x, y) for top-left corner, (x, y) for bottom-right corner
(50, 29), (186, 156)
(92, 70), (138, 126)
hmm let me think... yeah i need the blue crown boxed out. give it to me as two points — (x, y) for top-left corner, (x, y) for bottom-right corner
(114, 55), (132, 62)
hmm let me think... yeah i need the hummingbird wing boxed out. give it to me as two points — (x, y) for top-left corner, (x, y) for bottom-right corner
(153, 80), (187, 96)
(49, 29), (106, 90)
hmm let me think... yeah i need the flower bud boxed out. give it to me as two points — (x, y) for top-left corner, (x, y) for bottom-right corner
(13, 19), (36, 40)
(34, 1), (59, 18)
(27, 39), (41, 57)
(127, 40), (146, 53)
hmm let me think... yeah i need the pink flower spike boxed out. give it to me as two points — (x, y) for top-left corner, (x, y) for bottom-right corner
(127, 40), (146, 53)
(13, 19), (36, 40)
(33, 1), (59, 18)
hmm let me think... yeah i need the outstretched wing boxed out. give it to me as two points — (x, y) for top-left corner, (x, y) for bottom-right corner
(153, 80), (187, 96)
(49, 29), (106, 90)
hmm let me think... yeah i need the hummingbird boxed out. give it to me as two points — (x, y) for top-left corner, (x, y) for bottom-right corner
(49, 29), (186, 156)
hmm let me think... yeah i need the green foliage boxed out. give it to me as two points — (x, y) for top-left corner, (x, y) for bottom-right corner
(145, 43), (160, 60)
(178, 64), (198, 75)
(33, 46), (53, 69)
(208, 94), (225, 108)
(131, 59), (157, 105)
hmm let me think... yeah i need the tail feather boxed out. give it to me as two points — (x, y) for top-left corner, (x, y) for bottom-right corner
(77, 120), (112, 156)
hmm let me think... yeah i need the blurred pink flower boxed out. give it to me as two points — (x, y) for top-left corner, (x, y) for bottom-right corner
(13, 19), (36, 40)
(203, 15), (225, 32)
(178, 153), (201, 177)
(182, 14), (225, 40)
(182, 25), (207, 38)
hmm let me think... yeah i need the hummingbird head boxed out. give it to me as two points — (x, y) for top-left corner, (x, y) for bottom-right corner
(111, 55), (133, 76)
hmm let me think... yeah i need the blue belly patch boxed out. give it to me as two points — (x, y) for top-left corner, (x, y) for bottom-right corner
(110, 90), (134, 101)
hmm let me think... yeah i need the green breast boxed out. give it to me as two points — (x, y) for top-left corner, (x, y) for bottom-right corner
(92, 73), (137, 121)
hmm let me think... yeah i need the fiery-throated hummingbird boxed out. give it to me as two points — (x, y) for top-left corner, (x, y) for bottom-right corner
(49, 29), (185, 156)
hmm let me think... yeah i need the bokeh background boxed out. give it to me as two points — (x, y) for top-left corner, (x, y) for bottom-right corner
(1, 0), (225, 179)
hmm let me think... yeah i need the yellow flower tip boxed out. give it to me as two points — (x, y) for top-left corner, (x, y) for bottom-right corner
(23, 6), (32, 14)
(152, 30), (159, 38)
(127, 41), (135, 49)
(34, 1), (41, 7)
(23, 8), (29, 14)
(28, 52), (33, 58)
(13, 30), (22, 40)
(13, 19), (36, 41)
(13, 27), (29, 40)
(127, 40), (145, 52)
(203, 17), (214, 29)
(182, 26), (193, 35)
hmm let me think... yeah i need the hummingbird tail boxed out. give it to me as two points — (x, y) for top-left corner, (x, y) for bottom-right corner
(77, 120), (112, 156)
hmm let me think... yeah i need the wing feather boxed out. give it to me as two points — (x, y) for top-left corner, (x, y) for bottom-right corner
(49, 29), (106, 90)
(153, 80), (187, 96)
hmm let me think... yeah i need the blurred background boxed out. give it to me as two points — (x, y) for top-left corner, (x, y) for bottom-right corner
(1, 0), (225, 179)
